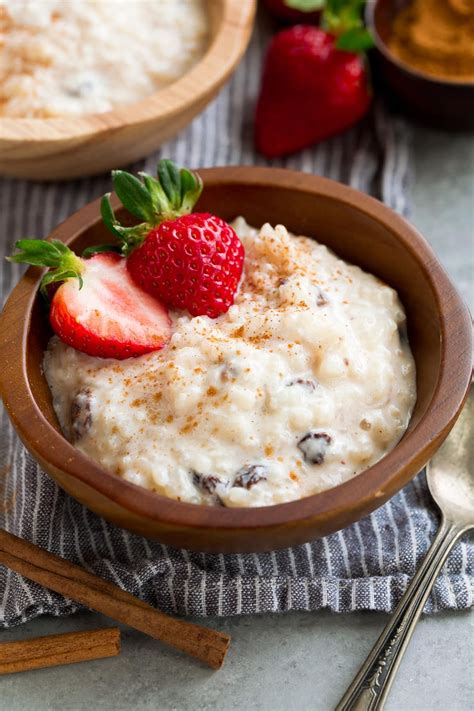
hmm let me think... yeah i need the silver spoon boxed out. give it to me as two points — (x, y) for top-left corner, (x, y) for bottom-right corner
(336, 386), (473, 711)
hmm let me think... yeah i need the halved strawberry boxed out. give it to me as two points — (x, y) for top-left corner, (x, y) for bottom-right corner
(8, 241), (171, 359)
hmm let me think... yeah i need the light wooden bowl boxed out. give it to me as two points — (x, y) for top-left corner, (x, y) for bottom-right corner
(0, 167), (472, 552)
(0, 0), (255, 181)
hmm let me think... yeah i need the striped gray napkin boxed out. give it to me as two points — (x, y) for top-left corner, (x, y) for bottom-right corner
(0, 17), (473, 626)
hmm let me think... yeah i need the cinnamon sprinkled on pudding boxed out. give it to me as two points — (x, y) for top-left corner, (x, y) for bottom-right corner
(44, 218), (416, 507)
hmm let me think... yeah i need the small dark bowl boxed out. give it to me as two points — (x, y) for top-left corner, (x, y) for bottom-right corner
(366, 0), (474, 130)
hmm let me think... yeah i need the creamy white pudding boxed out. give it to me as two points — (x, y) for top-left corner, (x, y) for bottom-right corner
(0, 0), (208, 118)
(44, 218), (416, 507)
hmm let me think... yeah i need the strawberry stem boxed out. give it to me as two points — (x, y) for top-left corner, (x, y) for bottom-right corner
(7, 239), (84, 296)
(100, 193), (150, 248)
(157, 159), (182, 211)
(102, 159), (203, 256)
(280, 2), (374, 53)
(335, 26), (373, 51)
(304, 0), (374, 53)
(284, 0), (325, 10)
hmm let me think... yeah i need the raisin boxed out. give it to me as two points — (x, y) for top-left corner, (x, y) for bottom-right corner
(65, 79), (95, 98)
(192, 471), (223, 494)
(192, 471), (228, 506)
(287, 378), (316, 392)
(297, 432), (332, 465)
(70, 388), (93, 442)
(316, 289), (329, 307)
(234, 464), (267, 489)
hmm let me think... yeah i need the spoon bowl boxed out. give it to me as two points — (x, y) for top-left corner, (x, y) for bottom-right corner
(428, 386), (474, 528)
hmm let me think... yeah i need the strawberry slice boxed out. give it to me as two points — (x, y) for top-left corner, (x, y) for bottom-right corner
(8, 241), (171, 359)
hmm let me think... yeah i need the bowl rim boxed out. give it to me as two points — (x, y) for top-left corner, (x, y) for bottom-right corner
(0, 166), (472, 535)
(0, 0), (256, 141)
(365, 0), (474, 89)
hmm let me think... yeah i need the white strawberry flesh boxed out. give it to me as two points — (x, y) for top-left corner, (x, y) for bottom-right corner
(50, 253), (171, 359)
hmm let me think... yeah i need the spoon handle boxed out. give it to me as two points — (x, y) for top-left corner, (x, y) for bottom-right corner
(335, 517), (464, 711)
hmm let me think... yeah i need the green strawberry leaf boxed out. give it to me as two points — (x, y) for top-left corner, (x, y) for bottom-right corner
(40, 268), (83, 296)
(322, 0), (373, 52)
(82, 244), (122, 258)
(139, 173), (167, 213)
(7, 238), (84, 296)
(100, 193), (124, 240)
(158, 159), (182, 210)
(284, 0), (325, 10)
(7, 238), (71, 267)
(111, 170), (155, 222)
(325, 0), (363, 16)
(179, 168), (203, 214)
(100, 194), (149, 254)
(336, 26), (374, 51)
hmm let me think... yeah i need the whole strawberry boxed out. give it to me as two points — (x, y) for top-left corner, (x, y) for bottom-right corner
(100, 160), (244, 319)
(255, 1), (373, 157)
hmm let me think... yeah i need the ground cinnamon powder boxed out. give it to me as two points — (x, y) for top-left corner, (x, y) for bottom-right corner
(388, 0), (474, 81)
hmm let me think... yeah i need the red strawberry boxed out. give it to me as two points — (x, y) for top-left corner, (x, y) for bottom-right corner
(8, 242), (171, 359)
(99, 160), (245, 319)
(262, 0), (322, 24)
(127, 214), (244, 318)
(255, 11), (373, 157)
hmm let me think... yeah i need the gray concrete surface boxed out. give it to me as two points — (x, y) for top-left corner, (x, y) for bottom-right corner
(0, 125), (473, 711)
(0, 607), (473, 711)
(410, 127), (473, 311)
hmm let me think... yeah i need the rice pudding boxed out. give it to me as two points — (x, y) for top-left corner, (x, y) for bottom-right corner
(44, 218), (417, 508)
(0, 0), (209, 118)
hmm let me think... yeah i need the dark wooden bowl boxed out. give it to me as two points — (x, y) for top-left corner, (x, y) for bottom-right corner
(366, 0), (474, 130)
(0, 167), (472, 552)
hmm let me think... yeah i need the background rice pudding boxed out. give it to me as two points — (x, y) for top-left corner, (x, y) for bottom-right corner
(0, 0), (209, 118)
(44, 218), (417, 508)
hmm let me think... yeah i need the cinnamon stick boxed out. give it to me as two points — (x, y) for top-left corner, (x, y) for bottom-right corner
(0, 530), (230, 669)
(0, 628), (120, 675)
